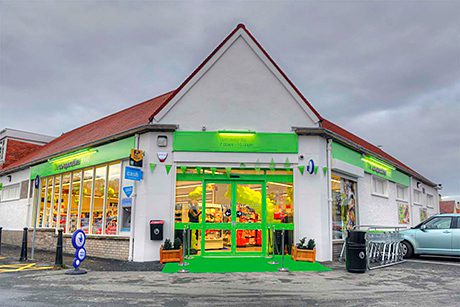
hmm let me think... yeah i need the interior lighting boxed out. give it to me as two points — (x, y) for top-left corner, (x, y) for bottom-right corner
(217, 130), (256, 137)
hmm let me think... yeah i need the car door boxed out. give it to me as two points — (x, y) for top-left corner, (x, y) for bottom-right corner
(452, 217), (460, 256)
(416, 216), (453, 255)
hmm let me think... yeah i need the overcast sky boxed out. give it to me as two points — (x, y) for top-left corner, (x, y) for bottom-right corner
(1, 1), (459, 196)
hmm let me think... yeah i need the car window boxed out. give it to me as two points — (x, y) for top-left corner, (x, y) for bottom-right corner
(456, 217), (460, 229)
(424, 217), (452, 229)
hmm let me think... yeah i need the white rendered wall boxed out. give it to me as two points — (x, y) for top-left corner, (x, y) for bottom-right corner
(158, 36), (318, 132)
(295, 136), (330, 261)
(410, 179), (440, 226)
(0, 168), (32, 230)
(133, 132), (175, 262)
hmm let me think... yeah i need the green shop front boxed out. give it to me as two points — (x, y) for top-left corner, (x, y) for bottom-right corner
(172, 131), (297, 257)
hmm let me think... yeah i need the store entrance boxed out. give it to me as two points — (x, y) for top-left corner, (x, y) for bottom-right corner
(202, 181), (265, 256)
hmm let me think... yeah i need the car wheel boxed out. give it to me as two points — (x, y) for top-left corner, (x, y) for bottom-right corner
(401, 241), (414, 259)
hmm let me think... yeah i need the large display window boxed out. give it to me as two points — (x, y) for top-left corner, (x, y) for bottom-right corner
(174, 167), (294, 256)
(331, 174), (358, 240)
(36, 161), (122, 236)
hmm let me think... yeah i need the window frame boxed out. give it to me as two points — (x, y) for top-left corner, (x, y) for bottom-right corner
(371, 175), (388, 198)
(331, 173), (359, 242)
(0, 183), (21, 202)
(423, 216), (453, 230)
(396, 184), (408, 202)
(413, 189), (422, 205)
(426, 193), (434, 209)
(0, 139), (6, 163)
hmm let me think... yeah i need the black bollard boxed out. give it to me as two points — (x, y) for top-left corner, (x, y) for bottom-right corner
(55, 229), (64, 267)
(19, 227), (28, 261)
(0, 227), (2, 255)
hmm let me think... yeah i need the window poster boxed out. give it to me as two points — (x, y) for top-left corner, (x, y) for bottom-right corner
(420, 208), (428, 222)
(398, 203), (410, 224)
(332, 175), (357, 240)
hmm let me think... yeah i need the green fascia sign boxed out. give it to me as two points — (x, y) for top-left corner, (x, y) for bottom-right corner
(173, 131), (298, 153)
(331, 142), (410, 186)
(30, 137), (135, 179)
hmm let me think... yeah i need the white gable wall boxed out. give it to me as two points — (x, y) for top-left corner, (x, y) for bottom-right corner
(157, 34), (318, 132)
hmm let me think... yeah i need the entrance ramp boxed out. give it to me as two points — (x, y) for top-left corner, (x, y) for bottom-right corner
(162, 256), (331, 273)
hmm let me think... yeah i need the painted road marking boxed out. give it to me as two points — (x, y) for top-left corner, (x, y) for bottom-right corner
(0, 263), (54, 273)
(407, 259), (460, 267)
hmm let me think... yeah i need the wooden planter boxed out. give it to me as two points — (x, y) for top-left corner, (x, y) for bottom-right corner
(160, 246), (183, 264)
(291, 246), (316, 262)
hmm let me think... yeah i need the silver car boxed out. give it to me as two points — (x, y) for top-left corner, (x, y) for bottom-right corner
(400, 214), (460, 258)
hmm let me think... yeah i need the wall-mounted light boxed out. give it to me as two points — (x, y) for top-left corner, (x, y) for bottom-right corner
(218, 130), (256, 137)
(157, 135), (168, 147)
(48, 148), (97, 164)
(7, 175), (12, 182)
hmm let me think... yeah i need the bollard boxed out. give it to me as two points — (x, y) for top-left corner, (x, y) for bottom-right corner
(0, 227), (2, 255)
(178, 228), (189, 273)
(19, 227), (28, 261)
(185, 225), (193, 260)
(268, 225), (278, 265)
(55, 229), (64, 267)
(278, 229), (289, 272)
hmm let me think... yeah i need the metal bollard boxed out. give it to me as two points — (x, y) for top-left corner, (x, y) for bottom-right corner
(19, 227), (28, 261)
(268, 225), (278, 265)
(55, 229), (64, 267)
(0, 227), (2, 255)
(178, 228), (189, 273)
(278, 229), (289, 272)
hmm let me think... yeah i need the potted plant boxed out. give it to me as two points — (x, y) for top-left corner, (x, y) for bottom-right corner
(160, 238), (183, 264)
(292, 237), (316, 262)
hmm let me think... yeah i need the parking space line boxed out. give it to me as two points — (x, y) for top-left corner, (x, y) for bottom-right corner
(0, 263), (54, 273)
(407, 259), (460, 267)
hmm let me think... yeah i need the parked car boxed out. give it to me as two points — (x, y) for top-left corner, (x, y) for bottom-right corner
(400, 214), (460, 258)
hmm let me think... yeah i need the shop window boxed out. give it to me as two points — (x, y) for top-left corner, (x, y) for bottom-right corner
(331, 174), (358, 240)
(106, 163), (120, 235)
(60, 173), (71, 231)
(371, 176), (388, 197)
(50, 175), (61, 228)
(69, 171), (82, 233)
(44, 177), (53, 227)
(175, 181), (203, 223)
(37, 181), (46, 227)
(427, 194), (434, 208)
(80, 169), (93, 234)
(396, 185), (407, 201)
(267, 182), (293, 224)
(0, 183), (21, 202)
(414, 190), (422, 204)
(92, 166), (106, 234)
(19, 180), (29, 199)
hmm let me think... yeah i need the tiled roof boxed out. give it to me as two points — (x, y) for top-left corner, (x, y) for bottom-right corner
(1, 91), (174, 172)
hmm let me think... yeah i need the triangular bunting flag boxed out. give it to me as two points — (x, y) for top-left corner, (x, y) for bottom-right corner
(149, 163), (157, 173)
(225, 167), (232, 176)
(269, 158), (276, 171)
(196, 167), (202, 174)
(180, 166), (187, 173)
(298, 165), (305, 175)
(211, 167), (217, 175)
(165, 164), (172, 174)
(284, 157), (290, 169)
(323, 166), (328, 175)
(314, 166), (318, 175)
(255, 159), (261, 172)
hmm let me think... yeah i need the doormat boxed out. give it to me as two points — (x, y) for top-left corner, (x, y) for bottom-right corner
(162, 255), (331, 273)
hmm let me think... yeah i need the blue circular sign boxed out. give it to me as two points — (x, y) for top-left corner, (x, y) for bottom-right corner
(307, 159), (315, 175)
(34, 175), (40, 189)
(72, 229), (86, 249)
(72, 258), (81, 269)
(76, 247), (87, 262)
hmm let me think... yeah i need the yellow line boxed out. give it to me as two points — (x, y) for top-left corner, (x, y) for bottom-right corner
(0, 263), (54, 273)
(17, 264), (35, 271)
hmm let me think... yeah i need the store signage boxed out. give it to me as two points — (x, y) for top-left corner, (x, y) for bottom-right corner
(129, 149), (143, 167)
(173, 131), (298, 153)
(71, 229), (87, 269)
(121, 198), (133, 207)
(56, 159), (81, 171)
(34, 175), (40, 189)
(123, 186), (133, 198)
(124, 166), (143, 181)
(157, 152), (168, 162)
(371, 166), (387, 177)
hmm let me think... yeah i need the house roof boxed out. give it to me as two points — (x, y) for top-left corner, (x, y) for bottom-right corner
(0, 24), (436, 187)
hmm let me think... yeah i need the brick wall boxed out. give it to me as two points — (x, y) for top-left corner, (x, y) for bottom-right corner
(1, 228), (129, 260)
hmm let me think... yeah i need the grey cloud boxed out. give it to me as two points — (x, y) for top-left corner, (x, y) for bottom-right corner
(1, 0), (459, 194)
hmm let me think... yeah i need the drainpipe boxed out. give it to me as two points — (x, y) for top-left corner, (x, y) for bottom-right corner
(128, 133), (140, 261)
(326, 138), (333, 261)
(409, 177), (414, 227)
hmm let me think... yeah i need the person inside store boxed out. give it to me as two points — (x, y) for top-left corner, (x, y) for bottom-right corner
(187, 201), (201, 254)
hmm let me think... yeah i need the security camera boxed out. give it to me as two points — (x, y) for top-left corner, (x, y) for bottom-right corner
(299, 154), (304, 160)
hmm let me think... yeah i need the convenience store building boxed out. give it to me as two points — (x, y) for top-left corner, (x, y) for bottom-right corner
(0, 24), (440, 262)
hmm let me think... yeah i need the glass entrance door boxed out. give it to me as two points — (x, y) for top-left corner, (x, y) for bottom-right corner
(202, 181), (266, 256)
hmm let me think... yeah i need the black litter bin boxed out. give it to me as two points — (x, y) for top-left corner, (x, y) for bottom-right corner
(345, 230), (367, 273)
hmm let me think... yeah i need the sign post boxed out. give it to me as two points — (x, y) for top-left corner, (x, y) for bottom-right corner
(30, 175), (40, 260)
(65, 229), (87, 275)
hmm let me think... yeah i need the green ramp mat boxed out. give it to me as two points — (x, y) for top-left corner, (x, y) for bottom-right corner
(162, 255), (331, 273)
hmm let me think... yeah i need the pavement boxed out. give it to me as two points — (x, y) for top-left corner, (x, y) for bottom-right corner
(0, 245), (459, 306)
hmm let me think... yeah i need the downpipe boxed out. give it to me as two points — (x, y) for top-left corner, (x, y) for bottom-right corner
(128, 133), (140, 261)
(326, 138), (333, 261)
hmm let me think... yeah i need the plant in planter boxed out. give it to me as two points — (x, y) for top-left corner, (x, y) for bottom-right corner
(160, 238), (183, 264)
(292, 237), (316, 262)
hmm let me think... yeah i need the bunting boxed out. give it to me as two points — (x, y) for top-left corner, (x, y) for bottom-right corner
(149, 163), (157, 173)
(165, 164), (172, 174)
(298, 165), (305, 175)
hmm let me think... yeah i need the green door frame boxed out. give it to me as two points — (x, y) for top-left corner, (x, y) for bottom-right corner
(201, 179), (266, 257)
(175, 169), (294, 258)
